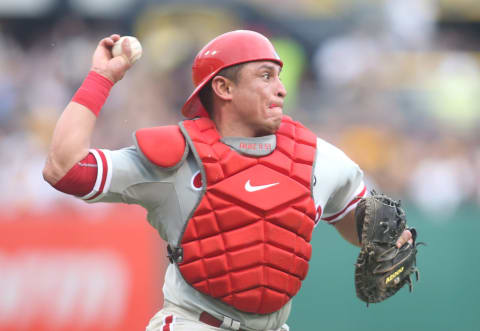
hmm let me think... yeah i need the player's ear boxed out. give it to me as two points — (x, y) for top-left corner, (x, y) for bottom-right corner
(211, 76), (233, 101)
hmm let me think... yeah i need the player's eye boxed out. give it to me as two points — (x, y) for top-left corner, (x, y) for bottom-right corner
(262, 72), (271, 80)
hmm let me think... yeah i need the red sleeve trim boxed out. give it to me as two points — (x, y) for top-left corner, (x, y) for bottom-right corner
(53, 153), (97, 196)
(322, 184), (367, 222)
(85, 149), (109, 201)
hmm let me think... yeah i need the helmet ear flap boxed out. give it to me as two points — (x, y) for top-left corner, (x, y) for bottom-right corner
(181, 30), (283, 118)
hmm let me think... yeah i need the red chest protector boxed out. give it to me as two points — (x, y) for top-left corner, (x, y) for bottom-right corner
(176, 116), (317, 314)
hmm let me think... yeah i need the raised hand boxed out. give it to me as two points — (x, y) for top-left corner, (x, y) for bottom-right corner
(90, 34), (132, 84)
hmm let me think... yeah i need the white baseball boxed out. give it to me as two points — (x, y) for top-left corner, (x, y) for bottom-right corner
(112, 36), (142, 64)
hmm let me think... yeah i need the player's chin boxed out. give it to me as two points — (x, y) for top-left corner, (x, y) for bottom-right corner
(262, 117), (282, 135)
(256, 107), (282, 135)
(269, 108), (282, 126)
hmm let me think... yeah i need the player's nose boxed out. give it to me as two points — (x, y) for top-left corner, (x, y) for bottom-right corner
(276, 77), (287, 98)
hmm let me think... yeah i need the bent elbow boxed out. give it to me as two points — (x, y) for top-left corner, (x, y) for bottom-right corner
(42, 159), (63, 186)
(42, 164), (56, 186)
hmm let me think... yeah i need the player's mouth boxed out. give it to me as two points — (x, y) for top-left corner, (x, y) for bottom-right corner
(268, 103), (283, 117)
(269, 103), (283, 112)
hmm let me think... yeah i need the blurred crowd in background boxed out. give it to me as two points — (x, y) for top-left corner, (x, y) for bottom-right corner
(1, 0), (480, 220)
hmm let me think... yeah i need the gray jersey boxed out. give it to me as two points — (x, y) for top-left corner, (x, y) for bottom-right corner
(79, 135), (364, 331)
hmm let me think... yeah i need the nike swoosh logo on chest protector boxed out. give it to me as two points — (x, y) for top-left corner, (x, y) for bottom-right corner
(244, 180), (279, 192)
(208, 164), (309, 212)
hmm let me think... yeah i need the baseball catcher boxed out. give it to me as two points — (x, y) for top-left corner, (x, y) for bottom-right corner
(354, 190), (422, 305)
(44, 29), (420, 330)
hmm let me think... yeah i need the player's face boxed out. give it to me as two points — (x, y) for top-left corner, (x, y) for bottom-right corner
(230, 61), (286, 136)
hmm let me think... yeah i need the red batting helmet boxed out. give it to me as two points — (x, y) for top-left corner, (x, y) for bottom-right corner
(181, 30), (283, 118)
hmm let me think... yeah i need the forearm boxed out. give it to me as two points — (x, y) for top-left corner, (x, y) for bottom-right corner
(333, 210), (360, 247)
(43, 102), (97, 184)
(43, 34), (131, 186)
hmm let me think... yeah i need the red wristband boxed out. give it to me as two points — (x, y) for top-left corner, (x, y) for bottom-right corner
(72, 71), (114, 116)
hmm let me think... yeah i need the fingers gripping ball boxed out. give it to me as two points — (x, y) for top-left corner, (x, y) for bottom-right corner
(354, 190), (423, 306)
(112, 36), (142, 64)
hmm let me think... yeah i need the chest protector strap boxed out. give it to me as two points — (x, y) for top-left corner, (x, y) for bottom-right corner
(177, 116), (317, 314)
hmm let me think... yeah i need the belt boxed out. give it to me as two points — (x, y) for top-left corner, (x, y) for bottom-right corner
(199, 311), (246, 331)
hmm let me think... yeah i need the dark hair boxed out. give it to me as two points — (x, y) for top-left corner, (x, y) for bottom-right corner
(198, 63), (244, 116)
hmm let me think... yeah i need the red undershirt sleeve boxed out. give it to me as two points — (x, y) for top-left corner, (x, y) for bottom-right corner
(52, 149), (111, 201)
(53, 153), (97, 196)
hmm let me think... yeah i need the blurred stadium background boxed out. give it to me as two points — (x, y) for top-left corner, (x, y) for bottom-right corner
(0, 0), (479, 330)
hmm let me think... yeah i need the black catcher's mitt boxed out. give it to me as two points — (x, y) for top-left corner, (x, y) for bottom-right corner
(354, 191), (421, 305)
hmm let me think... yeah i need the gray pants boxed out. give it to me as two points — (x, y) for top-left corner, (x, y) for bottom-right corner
(145, 301), (290, 331)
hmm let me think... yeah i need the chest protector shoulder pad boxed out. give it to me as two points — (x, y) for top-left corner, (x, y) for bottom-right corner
(176, 116), (317, 314)
(134, 125), (188, 169)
